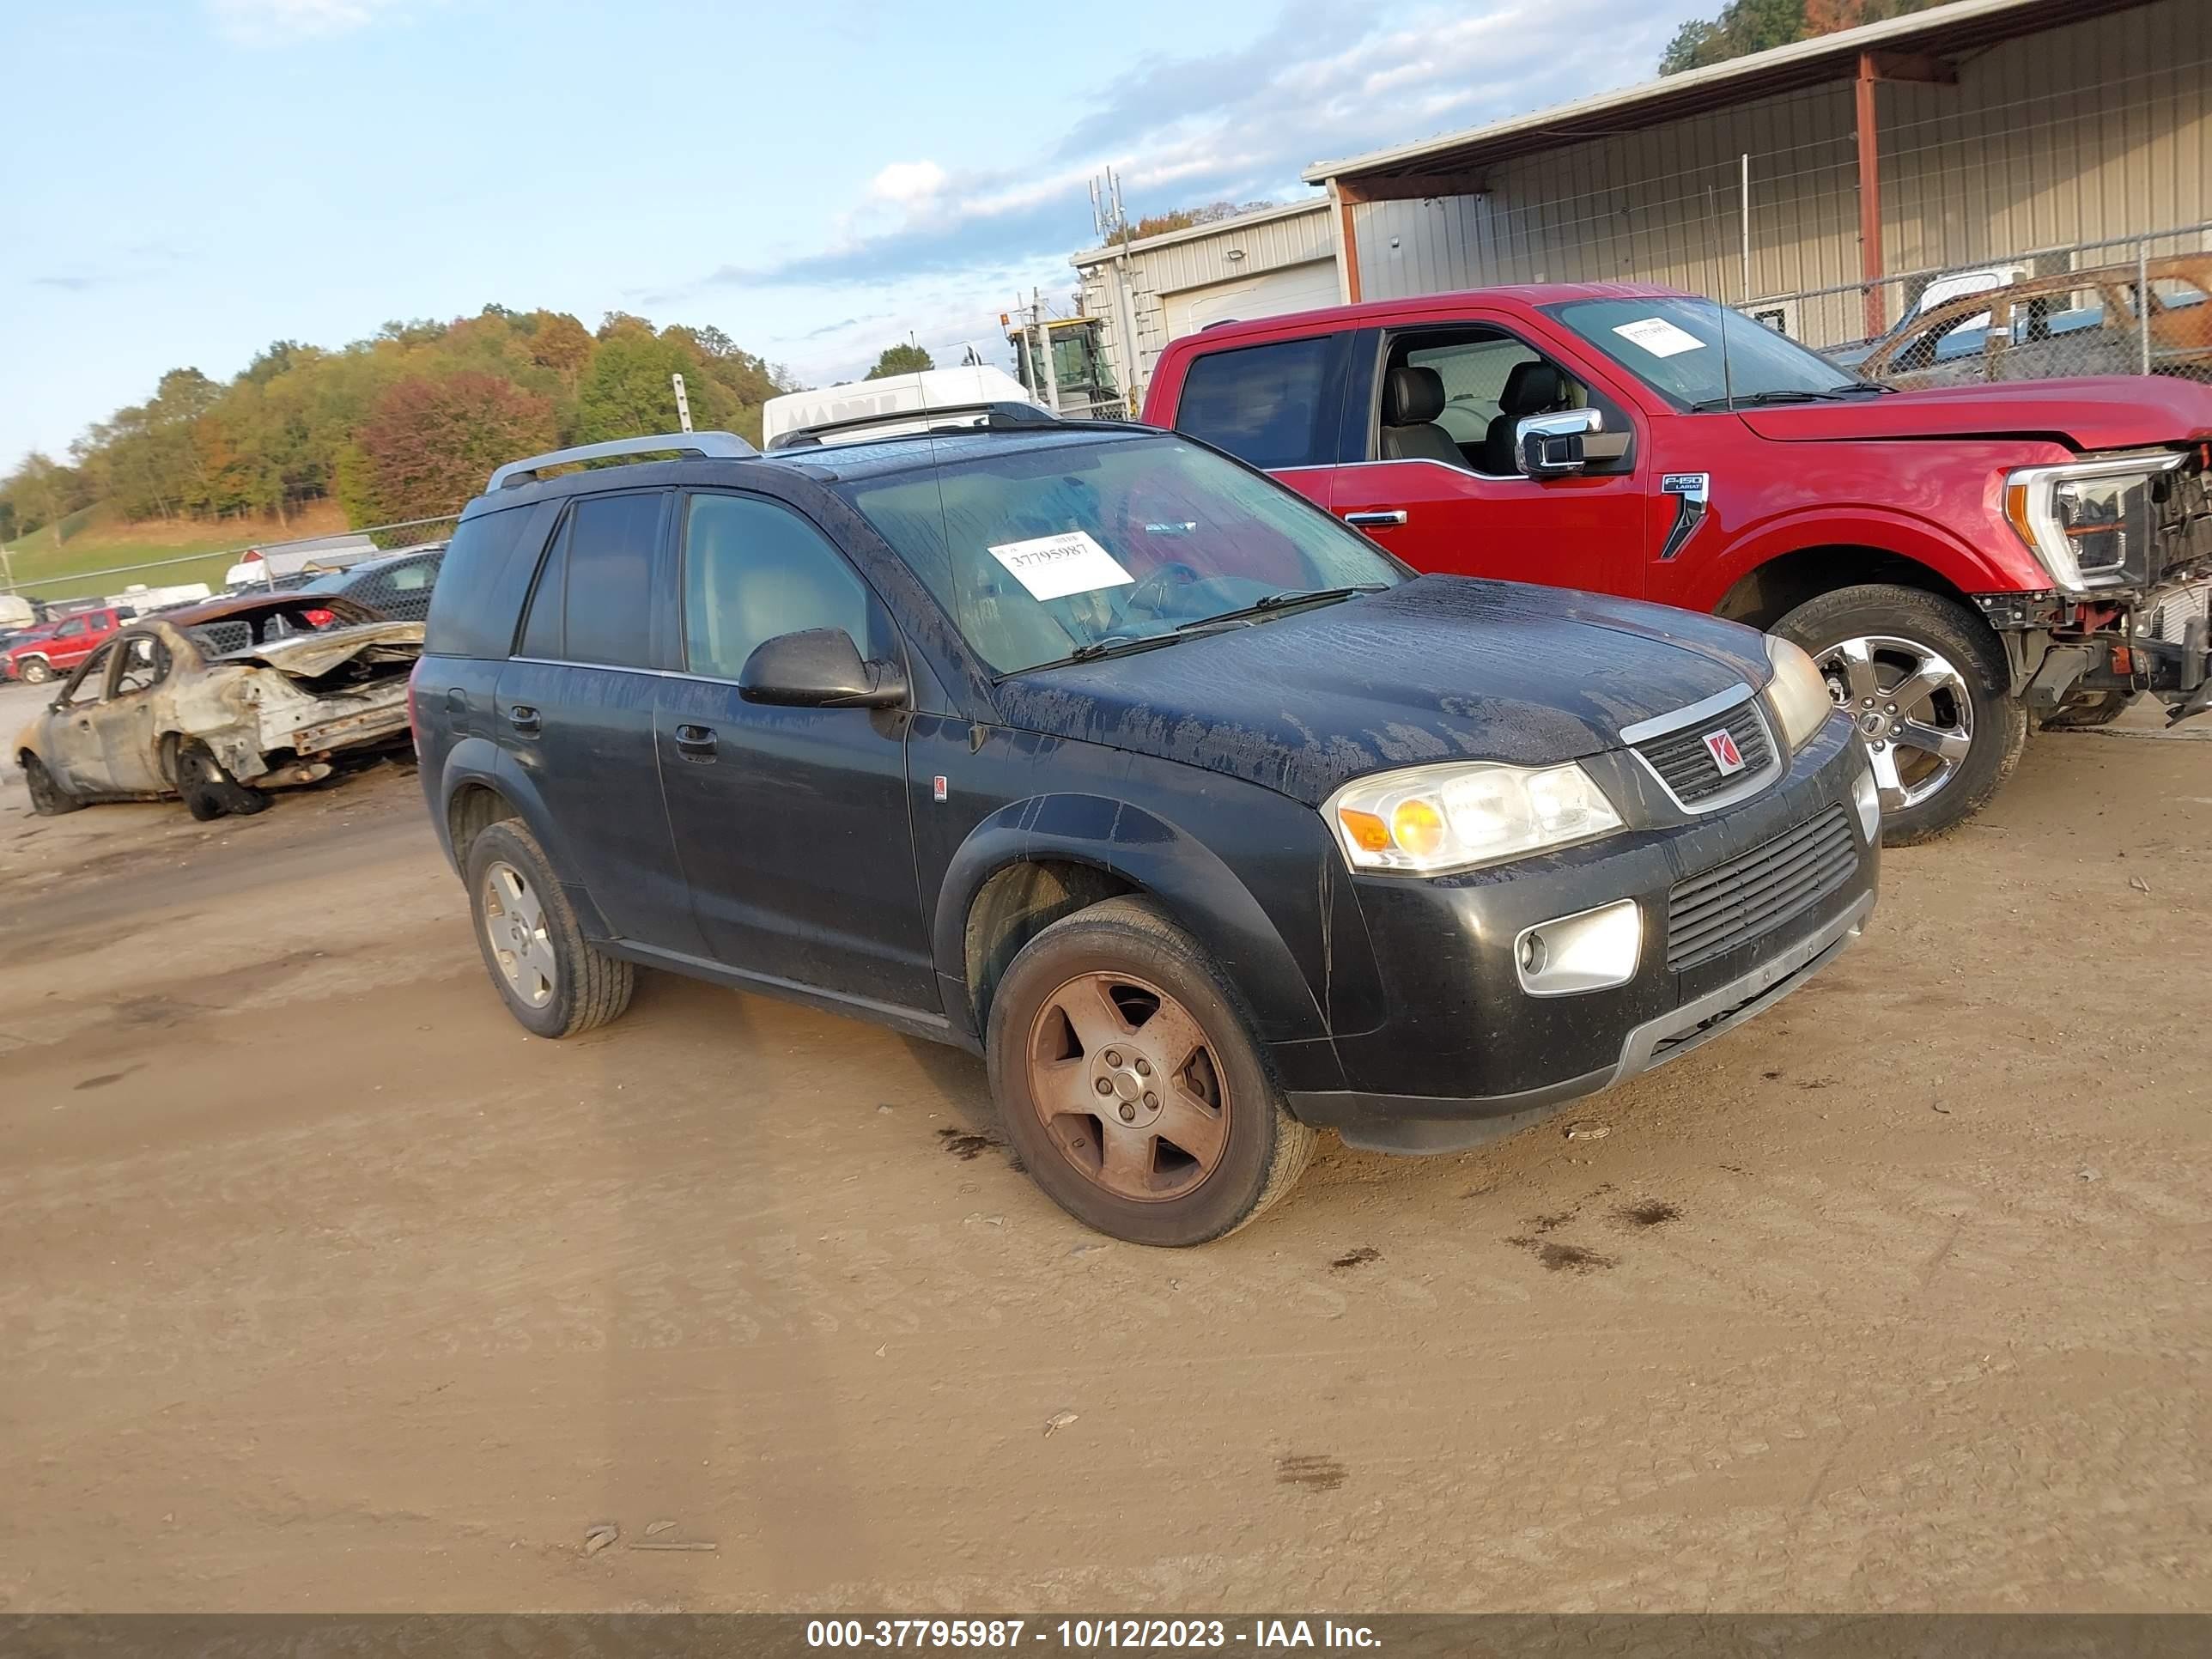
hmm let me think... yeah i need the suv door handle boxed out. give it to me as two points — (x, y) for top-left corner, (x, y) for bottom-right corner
(506, 705), (542, 736)
(1343, 509), (1409, 527)
(675, 722), (717, 762)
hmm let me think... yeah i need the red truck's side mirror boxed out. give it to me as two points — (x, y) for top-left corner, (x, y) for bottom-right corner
(1517, 409), (1603, 477)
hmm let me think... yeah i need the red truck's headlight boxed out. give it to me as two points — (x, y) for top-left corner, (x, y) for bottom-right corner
(2005, 451), (2184, 594)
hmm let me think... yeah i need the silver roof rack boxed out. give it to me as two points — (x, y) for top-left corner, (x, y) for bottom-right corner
(488, 430), (757, 491)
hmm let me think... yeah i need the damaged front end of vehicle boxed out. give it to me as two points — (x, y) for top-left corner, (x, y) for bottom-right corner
(1990, 444), (2212, 727)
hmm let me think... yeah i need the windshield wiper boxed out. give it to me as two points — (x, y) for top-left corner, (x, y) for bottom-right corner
(1010, 587), (1389, 677)
(1689, 388), (1850, 411)
(1826, 380), (1895, 396)
(1176, 584), (1388, 631)
(1012, 632), (1202, 675)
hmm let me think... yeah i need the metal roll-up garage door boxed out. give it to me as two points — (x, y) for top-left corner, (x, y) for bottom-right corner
(1161, 258), (1342, 339)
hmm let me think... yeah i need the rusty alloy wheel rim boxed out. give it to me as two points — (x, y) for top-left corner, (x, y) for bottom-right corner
(1026, 970), (1231, 1202)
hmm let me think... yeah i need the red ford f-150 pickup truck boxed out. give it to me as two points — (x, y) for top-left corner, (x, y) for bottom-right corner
(1143, 286), (2212, 841)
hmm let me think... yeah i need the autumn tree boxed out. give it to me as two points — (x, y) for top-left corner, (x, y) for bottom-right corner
(523, 310), (595, 394)
(1122, 199), (1277, 240)
(2, 301), (786, 542)
(350, 372), (557, 523)
(1661, 0), (1939, 72)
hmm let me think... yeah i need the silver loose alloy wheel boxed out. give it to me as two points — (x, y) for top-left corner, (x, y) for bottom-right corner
(481, 859), (558, 1009)
(1816, 634), (1974, 811)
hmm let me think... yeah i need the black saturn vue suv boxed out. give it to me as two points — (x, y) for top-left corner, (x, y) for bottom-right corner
(412, 411), (1881, 1245)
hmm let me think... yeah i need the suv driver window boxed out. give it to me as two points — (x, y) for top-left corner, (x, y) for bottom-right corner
(682, 495), (873, 681)
(520, 493), (661, 666)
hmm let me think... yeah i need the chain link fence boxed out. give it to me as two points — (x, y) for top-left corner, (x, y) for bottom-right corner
(1750, 222), (2212, 389)
(7, 514), (459, 620)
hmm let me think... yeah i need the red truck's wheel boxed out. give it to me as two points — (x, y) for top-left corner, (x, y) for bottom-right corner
(17, 657), (52, 684)
(1775, 584), (2026, 846)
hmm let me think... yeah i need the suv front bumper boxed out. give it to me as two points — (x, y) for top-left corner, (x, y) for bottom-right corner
(1284, 719), (1878, 1153)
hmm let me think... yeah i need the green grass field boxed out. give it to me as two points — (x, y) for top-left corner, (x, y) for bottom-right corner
(3, 502), (354, 604)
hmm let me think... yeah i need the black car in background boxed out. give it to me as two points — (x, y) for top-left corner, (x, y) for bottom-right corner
(412, 420), (1879, 1245)
(298, 544), (447, 621)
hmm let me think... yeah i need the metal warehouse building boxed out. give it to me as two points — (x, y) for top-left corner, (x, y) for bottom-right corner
(1075, 199), (1339, 400)
(1079, 0), (2211, 398)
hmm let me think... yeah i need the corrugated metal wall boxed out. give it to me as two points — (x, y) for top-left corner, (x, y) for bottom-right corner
(1076, 203), (1335, 394)
(1350, 0), (2209, 345)
(1351, 80), (1860, 308)
(1880, 0), (2210, 264)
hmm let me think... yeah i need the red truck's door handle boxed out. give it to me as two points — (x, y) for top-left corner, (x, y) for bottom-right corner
(1343, 509), (1408, 528)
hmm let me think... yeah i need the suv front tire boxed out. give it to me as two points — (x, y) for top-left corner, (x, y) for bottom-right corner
(985, 896), (1316, 1247)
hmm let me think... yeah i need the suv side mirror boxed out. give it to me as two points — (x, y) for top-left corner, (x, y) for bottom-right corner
(738, 628), (909, 709)
(1517, 409), (1603, 477)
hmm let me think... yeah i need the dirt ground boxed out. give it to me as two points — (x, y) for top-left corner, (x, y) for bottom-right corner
(2, 675), (2208, 1614)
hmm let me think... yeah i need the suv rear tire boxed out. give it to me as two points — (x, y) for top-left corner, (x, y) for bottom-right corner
(985, 896), (1316, 1246)
(465, 818), (635, 1038)
(1774, 583), (2025, 846)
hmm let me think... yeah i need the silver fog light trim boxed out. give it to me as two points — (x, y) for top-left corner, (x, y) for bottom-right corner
(1851, 762), (1882, 842)
(1515, 898), (1644, 997)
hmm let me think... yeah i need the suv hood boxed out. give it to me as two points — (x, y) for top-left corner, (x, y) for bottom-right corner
(1740, 376), (2212, 450)
(993, 575), (1766, 806)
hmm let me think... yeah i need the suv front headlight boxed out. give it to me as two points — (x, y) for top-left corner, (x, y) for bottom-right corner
(1764, 634), (1834, 752)
(1325, 760), (1623, 875)
(2005, 451), (2184, 594)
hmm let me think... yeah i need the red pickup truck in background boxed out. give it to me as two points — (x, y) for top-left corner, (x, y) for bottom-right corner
(1143, 286), (2212, 842)
(3, 607), (125, 686)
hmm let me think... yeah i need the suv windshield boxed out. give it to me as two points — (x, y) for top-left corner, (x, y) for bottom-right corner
(838, 433), (1404, 673)
(1543, 295), (1879, 410)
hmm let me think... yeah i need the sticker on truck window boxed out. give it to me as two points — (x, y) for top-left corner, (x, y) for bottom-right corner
(987, 530), (1135, 602)
(1612, 317), (1706, 357)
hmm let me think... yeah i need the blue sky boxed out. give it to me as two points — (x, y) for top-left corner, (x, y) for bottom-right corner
(0, 0), (1704, 469)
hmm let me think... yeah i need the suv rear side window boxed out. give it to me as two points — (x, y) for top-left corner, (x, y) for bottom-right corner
(1174, 336), (1345, 468)
(681, 495), (873, 682)
(427, 503), (545, 659)
(520, 492), (662, 666)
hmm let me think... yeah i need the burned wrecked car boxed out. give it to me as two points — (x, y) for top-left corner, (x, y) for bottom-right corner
(15, 593), (422, 820)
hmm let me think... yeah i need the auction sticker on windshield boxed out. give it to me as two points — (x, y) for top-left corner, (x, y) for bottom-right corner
(1613, 317), (1705, 357)
(988, 530), (1136, 602)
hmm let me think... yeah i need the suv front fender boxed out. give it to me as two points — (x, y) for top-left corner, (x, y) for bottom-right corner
(932, 785), (1383, 1063)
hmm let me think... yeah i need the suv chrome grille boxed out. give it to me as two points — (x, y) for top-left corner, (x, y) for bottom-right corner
(1667, 805), (1856, 972)
(1633, 699), (1774, 807)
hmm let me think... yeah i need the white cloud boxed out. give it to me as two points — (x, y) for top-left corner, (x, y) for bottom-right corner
(869, 161), (949, 205)
(684, 0), (1704, 297)
(207, 0), (419, 45)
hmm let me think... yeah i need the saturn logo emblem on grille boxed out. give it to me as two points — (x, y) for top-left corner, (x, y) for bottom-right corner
(1703, 728), (1746, 775)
